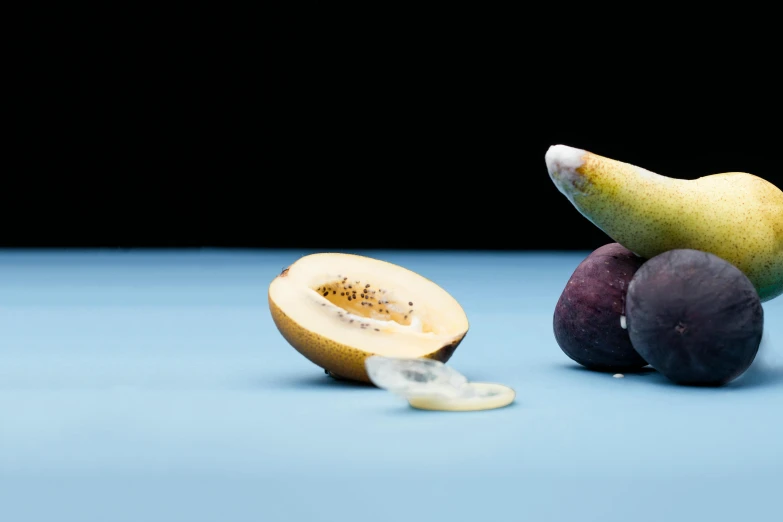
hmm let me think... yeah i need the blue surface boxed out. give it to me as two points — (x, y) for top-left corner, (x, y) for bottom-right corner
(1, 249), (781, 522)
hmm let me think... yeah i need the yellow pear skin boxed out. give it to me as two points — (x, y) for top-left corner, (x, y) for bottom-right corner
(545, 145), (783, 302)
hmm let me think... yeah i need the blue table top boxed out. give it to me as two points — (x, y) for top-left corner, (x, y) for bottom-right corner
(1, 249), (781, 522)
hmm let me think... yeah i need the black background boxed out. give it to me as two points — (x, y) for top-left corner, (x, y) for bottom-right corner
(5, 18), (780, 251)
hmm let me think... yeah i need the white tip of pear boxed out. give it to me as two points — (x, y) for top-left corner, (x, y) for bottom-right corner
(545, 144), (587, 176)
(545, 145), (588, 198)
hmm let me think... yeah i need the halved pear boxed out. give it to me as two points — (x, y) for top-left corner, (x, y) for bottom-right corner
(268, 253), (469, 383)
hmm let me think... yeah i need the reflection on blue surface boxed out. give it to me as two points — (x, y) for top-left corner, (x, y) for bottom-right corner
(1, 249), (781, 522)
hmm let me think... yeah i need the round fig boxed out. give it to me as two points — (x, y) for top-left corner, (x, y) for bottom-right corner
(554, 243), (648, 371)
(625, 249), (764, 386)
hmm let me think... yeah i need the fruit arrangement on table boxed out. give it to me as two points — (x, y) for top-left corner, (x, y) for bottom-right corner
(268, 145), (783, 410)
(546, 145), (782, 386)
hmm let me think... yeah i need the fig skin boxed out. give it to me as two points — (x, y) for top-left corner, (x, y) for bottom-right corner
(554, 243), (648, 371)
(625, 249), (764, 386)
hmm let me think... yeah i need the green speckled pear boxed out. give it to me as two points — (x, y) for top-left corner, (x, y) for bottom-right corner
(545, 145), (783, 302)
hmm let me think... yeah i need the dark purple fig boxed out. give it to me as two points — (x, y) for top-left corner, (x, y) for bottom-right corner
(626, 249), (764, 386)
(554, 243), (648, 371)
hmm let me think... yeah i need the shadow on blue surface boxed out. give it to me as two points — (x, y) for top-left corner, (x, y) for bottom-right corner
(561, 363), (657, 377)
(733, 333), (783, 389)
(271, 372), (377, 390)
(717, 333), (783, 390)
(735, 364), (783, 389)
(561, 358), (783, 390)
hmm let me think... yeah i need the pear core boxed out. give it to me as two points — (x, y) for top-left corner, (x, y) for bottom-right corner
(268, 253), (469, 383)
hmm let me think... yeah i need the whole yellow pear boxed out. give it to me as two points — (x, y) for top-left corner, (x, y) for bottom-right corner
(545, 145), (783, 302)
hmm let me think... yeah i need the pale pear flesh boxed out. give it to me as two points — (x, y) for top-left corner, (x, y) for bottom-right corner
(545, 145), (783, 302)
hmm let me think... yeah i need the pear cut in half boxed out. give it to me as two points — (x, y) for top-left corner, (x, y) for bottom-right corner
(268, 253), (469, 383)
